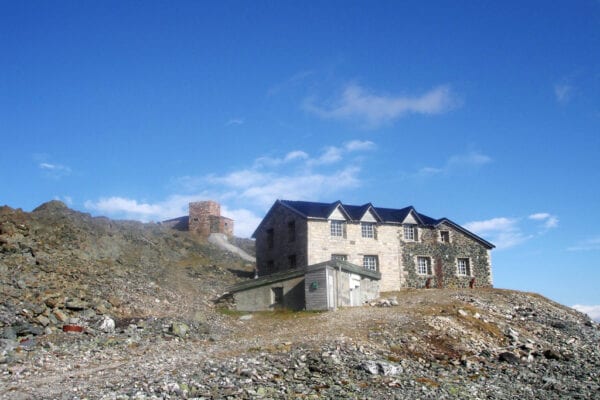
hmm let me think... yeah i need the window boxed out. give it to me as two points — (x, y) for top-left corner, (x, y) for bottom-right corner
(330, 220), (345, 237)
(287, 221), (296, 242)
(404, 224), (417, 241)
(267, 260), (275, 273)
(417, 257), (432, 275)
(363, 255), (378, 271)
(440, 230), (450, 243)
(266, 228), (274, 249)
(331, 254), (348, 261)
(288, 254), (297, 268)
(361, 222), (375, 238)
(457, 258), (471, 276)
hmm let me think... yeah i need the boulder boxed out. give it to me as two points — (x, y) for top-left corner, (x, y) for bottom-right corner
(170, 322), (189, 338)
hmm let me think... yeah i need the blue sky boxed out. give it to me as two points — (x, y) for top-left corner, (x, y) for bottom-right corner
(1, 1), (599, 317)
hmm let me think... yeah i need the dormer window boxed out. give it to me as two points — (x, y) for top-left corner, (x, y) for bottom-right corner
(403, 224), (417, 241)
(330, 220), (345, 237)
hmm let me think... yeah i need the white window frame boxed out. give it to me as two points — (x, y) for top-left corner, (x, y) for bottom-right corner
(363, 255), (378, 271)
(404, 224), (416, 241)
(457, 258), (471, 276)
(417, 256), (431, 275)
(330, 220), (344, 237)
(361, 222), (375, 238)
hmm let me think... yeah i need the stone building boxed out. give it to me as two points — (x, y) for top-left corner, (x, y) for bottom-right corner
(189, 201), (233, 237)
(162, 201), (233, 238)
(252, 200), (494, 292)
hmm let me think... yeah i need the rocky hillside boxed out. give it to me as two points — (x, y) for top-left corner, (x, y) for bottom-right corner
(1, 201), (599, 399)
(0, 201), (253, 339)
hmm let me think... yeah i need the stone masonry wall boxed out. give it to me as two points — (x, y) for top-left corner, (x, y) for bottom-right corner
(189, 201), (220, 237)
(188, 201), (234, 238)
(255, 206), (307, 276)
(401, 222), (492, 289)
(255, 204), (493, 291)
(306, 221), (402, 292)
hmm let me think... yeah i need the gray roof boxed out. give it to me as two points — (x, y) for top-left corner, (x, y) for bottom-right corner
(228, 260), (381, 293)
(253, 199), (495, 249)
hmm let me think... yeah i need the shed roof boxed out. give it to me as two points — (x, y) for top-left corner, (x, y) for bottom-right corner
(227, 259), (381, 293)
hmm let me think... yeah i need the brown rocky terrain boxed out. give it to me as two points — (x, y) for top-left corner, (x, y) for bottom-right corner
(1, 201), (599, 399)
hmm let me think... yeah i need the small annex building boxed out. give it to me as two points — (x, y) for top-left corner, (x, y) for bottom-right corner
(229, 259), (380, 311)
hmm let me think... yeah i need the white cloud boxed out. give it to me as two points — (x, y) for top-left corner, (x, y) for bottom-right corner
(39, 162), (71, 178)
(53, 195), (73, 206)
(572, 304), (600, 322)
(414, 151), (492, 178)
(464, 212), (558, 250)
(305, 83), (458, 127)
(447, 152), (492, 167)
(464, 217), (517, 234)
(464, 217), (530, 249)
(84, 197), (166, 218)
(207, 170), (269, 189)
(217, 206), (263, 238)
(554, 83), (573, 104)
(284, 150), (309, 162)
(309, 146), (343, 165)
(237, 166), (360, 208)
(344, 140), (376, 152)
(568, 236), (600, 252)
(225, 118), (244, 126)
(254, 142), (374, 168)
(254, 150), (310, 168)
(86, 140), (375, 237)
(528, 212), (559, 230)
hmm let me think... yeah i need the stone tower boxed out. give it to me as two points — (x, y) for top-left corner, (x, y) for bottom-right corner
(188, 201), (234, 237)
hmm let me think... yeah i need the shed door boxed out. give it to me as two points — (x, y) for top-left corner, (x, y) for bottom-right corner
(271, 287), (284, 309)
(327, 271), (335, 309)
(350, 274), (361, 306)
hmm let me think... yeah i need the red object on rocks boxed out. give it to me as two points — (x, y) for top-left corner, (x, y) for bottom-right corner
(62, 324), (84, 333)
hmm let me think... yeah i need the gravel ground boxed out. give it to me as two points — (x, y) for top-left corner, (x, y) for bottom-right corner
(2, 289), (600, 399)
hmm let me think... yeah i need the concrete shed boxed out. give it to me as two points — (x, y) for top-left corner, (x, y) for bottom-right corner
(229, 260), (380, 312)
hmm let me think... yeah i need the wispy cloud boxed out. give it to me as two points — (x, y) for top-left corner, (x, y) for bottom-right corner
(225, 118), (244, 126)
(568, 236), (600, 252)
(86, 140), (375, 237)
(465, 212), (558, 250)
(572, 304), (600, 322)
(528, 212), (559, 230)
(53, 195), (73, 206)
(345, 140), (376, 151)
(554, 83), (573, 104)
(39, 162), (72, 179)
(464, 217), (530, 249)
(267, 70), (315, 97)
(413, 151), (492, 178)
(304, 83), (459, 128)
